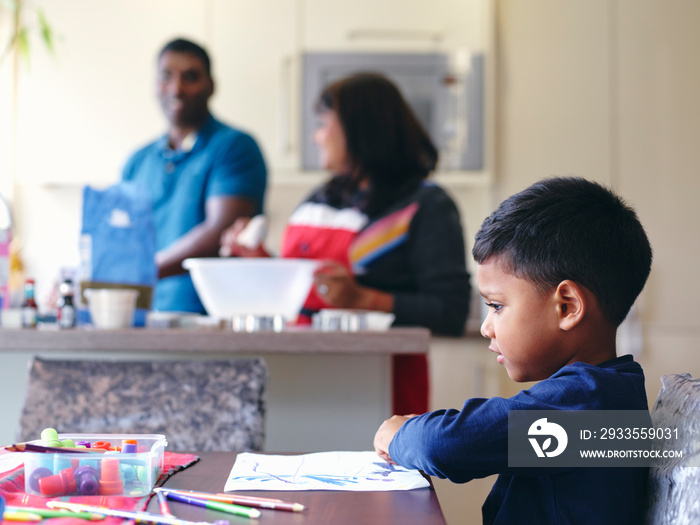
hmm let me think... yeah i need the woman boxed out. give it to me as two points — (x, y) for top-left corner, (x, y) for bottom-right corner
(221, 73), (471, 414)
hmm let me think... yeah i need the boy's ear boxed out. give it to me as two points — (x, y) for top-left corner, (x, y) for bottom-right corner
(554, 280), (586, 330)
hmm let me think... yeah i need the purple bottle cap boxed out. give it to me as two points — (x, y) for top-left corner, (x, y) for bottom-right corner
(74, 465), (100, 495)
(28, 467), (53, 492)
(75, 441), (91, 448)
(78, 474), (99, 495)
(74, 465), (99, 476)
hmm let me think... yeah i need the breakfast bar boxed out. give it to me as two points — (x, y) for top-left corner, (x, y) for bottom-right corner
(0, 326), (429, 354)
(0, 326), (430, 452)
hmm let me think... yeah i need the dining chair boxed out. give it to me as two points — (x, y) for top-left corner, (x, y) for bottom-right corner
(645, 373), (700, 525)
(18, 357), (268, 452)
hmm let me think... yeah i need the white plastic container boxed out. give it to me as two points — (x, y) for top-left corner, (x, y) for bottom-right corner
(183, 257), (318, 321)
(84, 288), (139, 329)
(22, 433), (166, 497)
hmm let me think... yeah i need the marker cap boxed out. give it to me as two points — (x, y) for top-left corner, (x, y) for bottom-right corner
(38, 468), (77, 496)
(98, 458), (123, 495)
(75, 465), (100, 495)
(27, 467), (53, 493)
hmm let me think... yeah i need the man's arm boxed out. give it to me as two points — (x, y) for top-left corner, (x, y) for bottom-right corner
(156, 195), (256, 278)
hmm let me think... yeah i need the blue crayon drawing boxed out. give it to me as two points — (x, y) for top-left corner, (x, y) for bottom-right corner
(224, 451), (430, 492)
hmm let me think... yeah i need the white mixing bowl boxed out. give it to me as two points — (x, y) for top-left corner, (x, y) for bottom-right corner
(183, 258), (319, 321)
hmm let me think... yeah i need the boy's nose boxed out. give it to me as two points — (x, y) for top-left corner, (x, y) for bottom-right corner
(480, 315), (494, 339)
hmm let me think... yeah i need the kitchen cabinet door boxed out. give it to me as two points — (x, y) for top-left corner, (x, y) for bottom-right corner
(303, 0), (489, 54)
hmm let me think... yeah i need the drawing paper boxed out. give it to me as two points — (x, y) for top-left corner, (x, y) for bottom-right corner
(224, 451), (430, 492)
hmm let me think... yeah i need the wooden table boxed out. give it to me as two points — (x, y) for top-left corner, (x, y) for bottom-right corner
(146, 451), (446, 525)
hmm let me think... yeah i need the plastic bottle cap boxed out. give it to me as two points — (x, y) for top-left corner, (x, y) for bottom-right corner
(27, 467), (53, 493)
(53, 458), (72, 473)
(40, 428), (63, 447)
(75, 465), (100, 496)
(91, 441), (111, 451)
(98, 458), (123, 495)
(38, 468), (76, 496)
(120, 464), (136, 483)
(135, 465), (148, 483)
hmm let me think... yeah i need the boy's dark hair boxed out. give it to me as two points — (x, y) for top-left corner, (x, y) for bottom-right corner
(159, 38), (211, 77)
(472, 177), (652, 326)
(316, 72), (437, 217)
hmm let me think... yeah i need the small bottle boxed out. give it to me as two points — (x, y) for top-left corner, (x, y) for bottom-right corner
(57, 278), (76, 329)
(22, 278), (38, 328)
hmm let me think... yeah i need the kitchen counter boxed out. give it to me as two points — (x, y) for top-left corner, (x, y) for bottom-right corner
(0, 326), (430, 452)
(0, 326), (430, 354)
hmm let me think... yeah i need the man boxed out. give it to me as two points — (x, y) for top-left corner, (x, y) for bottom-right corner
(122, 38), (267, 313)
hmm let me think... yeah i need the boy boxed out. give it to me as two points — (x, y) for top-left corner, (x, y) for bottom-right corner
(374, 177), (653, 524)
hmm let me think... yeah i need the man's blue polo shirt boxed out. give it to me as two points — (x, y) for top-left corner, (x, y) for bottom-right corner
(122, 115), (267, 313)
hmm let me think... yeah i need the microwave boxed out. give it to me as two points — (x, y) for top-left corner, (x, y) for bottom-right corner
(301, 51), (484, 171)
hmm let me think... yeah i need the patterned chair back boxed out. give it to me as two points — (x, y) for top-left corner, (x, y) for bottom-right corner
(645, 373), (700, 525)
(19, 357), (267, 452)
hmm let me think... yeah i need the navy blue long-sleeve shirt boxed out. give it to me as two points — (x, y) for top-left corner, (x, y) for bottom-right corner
(389, 355), (649, 524)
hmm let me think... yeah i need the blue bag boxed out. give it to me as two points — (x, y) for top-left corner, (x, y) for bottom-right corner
(80, 182), (157, 325)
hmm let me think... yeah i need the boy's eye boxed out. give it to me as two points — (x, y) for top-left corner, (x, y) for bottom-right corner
(485, 302), (503, 312)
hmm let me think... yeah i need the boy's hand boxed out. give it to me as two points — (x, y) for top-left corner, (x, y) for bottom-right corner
(373, 415), (415, 463)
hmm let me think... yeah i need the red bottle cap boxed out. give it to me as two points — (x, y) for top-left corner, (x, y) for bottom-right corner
(38, 468), (77, 496)
(91, 441), (111, 451)
(98, 458), (123, 495)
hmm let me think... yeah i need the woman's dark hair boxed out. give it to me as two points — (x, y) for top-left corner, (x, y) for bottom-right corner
(316, 73), (438, 217)
(472, 177), (653, 326)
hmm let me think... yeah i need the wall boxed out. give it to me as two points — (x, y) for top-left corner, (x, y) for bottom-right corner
(433, 1), (700, 524)
(496, 0), (700, 405)
(615, 0), (700, 402)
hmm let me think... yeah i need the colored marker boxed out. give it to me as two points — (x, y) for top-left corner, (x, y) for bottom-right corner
(162, 491), (261, 519)
(157, 490), (174, 516)
(47, 501), (230, 525)
(6, 506), (105, 521)
(157, 488), (305, 513)
(160, 489), (283, 504)
(3, 511), (43, 521)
